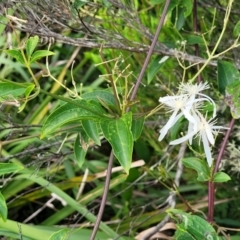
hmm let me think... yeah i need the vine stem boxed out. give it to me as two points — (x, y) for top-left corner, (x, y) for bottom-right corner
(208, 118), (235, 222)
(90, 1), (171, 239)
(90, 152), (115, 240)
(130, 0), (171, 101)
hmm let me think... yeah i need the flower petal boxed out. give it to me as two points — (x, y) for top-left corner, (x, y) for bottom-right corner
(198, 93), (217, 117)
(170, 131), (196, 145)
(205, 125), (215, 145)
(159, 95), (182, 104)
(187, 122), (195, 145)
(182, 107), (196, 125)
(201, 131), (213, 166)
(158, 109), (179, 141)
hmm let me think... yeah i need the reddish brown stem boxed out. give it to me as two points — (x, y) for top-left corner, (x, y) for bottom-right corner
(208, 118), (235, 222)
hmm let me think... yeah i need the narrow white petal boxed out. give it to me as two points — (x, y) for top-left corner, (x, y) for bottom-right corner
(182, 107), (196, 124)
(198, 94), (217, 117)
(170, 131), (196, 145)
(202, 132), (213, 166)
(206, 125), (215, 145)
(159, 95), (181, 103)
(191, 109), (201, 132)
(212, 126), (230, 131)
(158, 132), (166, 141)
(170, 112), (184, 126)
(158, 110), (178, 141)
(187, 122), (195, 145)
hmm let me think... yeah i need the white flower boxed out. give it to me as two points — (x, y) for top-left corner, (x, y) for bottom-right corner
(158, 94), (193, 141)
(159, 93), (212, 140)
(179, 82), (217, 117)
(158, 81), (228, 167)
(179, 81), (210, 95)
(170, 112), (228, 166)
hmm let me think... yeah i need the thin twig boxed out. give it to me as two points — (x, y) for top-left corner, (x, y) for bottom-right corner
(208, 118), (235, 222)
(90, 151), (114, 240)
(3, 1), (238, 70)
(0, 141), (64, 161)
(130, 0), (179, 101)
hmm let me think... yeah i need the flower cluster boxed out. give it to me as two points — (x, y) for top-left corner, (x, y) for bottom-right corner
(158, 82), (228, 167)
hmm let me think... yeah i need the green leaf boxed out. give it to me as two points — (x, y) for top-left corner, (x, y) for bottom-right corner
(0, 163), (24, 176)
(0, 82), (26, 100)
(184, 35), (204, 45)
(213, 172), (231, 183)
(48, 229), (69, 240)
(4, 49), (25, 65)
(167, 209), (219, 240)
(150, 0), (166, 4)
(181, 0), (193, 17)
(167, 208), (188, 223)
(82, 90), (117, 110)
(24, 83), (35, 98)
(18, 83), (35, 112)
(131, 117), (144, 141)
(0, 192), (7, 222)
(225, 81), (240, 119)
(41, 100), (105, 138)
(167, 0), (180, 15)
(181, 158), (211, 181)
(100, 112), (133, 174)
(186, 215), (219, 240)
(82, 119), (101, 146)
(175, 228), (196, 240)
(74, 133), (88, 168)
(174, 6), (185, 30)
(217, 60), (240, 94)
(26, 36), (39, 60)
(233, 21), (240, 37)
(0, 81), (35, 103)
(30, 50), (55, 63)
(147, 55), (169, 84)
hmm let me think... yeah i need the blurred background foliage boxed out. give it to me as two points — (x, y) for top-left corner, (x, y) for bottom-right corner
(0, 0), (240, 239)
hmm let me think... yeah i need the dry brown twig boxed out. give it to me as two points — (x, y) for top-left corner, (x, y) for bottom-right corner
(1, 0), (235, 69)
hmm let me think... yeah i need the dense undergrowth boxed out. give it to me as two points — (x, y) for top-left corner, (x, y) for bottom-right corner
(0, 0), (240, 239)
